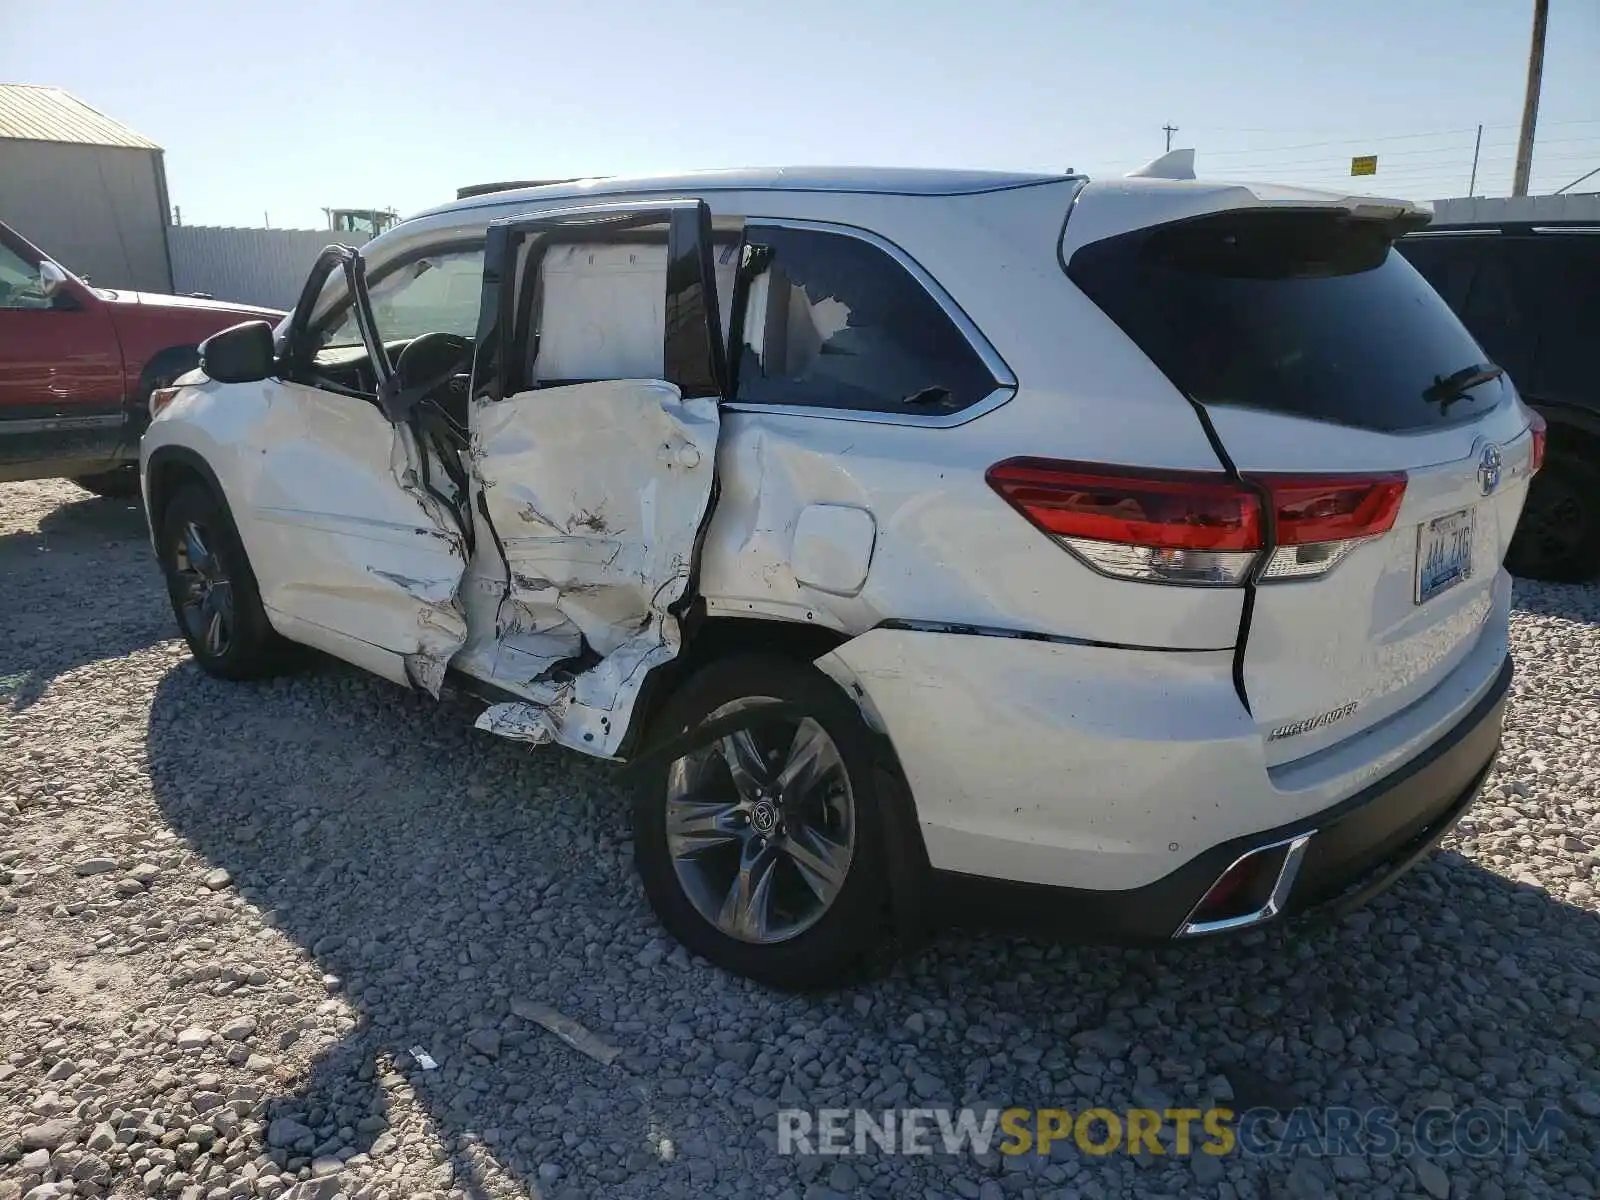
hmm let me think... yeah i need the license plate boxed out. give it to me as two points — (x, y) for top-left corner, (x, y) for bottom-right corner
(1415, 508), (1475, 603)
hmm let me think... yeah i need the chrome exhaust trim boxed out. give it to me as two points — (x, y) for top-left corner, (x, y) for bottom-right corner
(1175, 832), (1315, 938)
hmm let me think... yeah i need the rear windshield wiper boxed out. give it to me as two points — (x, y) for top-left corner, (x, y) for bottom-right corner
(1423, 363), (1503, 409)
(902, 385), (954, 408)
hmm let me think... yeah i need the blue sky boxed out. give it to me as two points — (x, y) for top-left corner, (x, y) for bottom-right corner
(4, 0), (1596, 229)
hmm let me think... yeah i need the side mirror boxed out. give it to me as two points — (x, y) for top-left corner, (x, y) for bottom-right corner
(38, 260), (68, 298)
(199, 320), (277, 384)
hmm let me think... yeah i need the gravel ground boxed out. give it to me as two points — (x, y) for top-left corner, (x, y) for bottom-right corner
(3, 476), (1600, 1200)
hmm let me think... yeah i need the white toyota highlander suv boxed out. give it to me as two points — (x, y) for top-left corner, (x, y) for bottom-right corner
(140, 163), (1537, 988)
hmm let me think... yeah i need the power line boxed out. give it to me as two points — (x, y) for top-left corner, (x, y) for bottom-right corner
(1189, 116), (1600, 138)
(1201, 129), (1481, 157)
(1207, 148), (1600, 175)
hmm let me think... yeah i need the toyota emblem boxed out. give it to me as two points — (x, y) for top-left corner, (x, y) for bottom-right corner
(1477, 444), (1503, 496)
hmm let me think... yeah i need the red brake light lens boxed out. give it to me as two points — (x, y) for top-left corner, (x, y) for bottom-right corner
(1251, 474), (1407, 546)
(986, 459), (1263, 586)
(987, 459), (1409, 587)
(1529, 410), (1547, 474)
(985, 459), (1261, 551)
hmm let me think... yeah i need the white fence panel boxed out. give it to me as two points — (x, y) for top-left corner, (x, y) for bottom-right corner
(168, 225), (371, 310)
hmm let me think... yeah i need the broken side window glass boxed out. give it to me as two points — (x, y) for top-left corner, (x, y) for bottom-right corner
(733, 227), (996, 414)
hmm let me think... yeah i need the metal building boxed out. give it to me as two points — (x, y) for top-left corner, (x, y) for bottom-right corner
(169, 225), (370, 310)
(0, 83), (174, 292)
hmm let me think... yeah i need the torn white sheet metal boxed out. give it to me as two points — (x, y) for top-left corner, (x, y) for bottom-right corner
(467, 378), (719, 757)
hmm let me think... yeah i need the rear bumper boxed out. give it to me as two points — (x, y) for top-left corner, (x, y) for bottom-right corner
(932, 651), (1511, 941)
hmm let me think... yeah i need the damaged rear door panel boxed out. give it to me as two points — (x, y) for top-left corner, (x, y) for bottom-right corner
(466, 378), (719, 752)
(444, 200), (729, 755)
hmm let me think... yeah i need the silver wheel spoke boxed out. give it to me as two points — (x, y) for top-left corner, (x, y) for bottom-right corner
(183, 523), (214, 577)
(780, 823), (851, 904)
(203, 607), (226, 655)
(776, 718), (831, 800)
(665, 795), (743, 857)
(719, 729), (770, 801)
(199, 584), (232, 655)
(718, 842), (779, 942)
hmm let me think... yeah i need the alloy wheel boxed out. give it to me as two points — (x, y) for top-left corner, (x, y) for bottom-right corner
(665, 701), (856, 944)
(173, 520), (234, 658)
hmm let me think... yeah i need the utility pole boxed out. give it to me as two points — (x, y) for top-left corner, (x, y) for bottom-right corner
(1162, 123), (1179, 153)
(1468, 124), (1483, 195)
(1512, 0), (1549, 196)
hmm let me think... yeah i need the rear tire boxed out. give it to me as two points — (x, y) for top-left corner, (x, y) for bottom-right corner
(157, 482), (288, 679)
(71, 466), (140, 499)
(1506, 451), (1600, 582)
(632, 655), (895, 990)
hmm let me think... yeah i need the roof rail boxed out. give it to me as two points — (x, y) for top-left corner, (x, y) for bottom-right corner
(455, 178), (591, 200)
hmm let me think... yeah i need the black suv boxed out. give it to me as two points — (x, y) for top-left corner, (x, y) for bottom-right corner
(1399, 223), (1600, 581)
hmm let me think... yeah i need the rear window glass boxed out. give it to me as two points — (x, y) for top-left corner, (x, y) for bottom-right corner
(1068, 210), (1503, 432)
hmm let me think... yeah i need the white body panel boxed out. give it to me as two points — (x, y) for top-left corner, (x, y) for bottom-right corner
(144, 167), (1520, 899)
(818, 571), (1509, 888)
(238, 380), (468, 690)
(1237, 416), (1533, 767)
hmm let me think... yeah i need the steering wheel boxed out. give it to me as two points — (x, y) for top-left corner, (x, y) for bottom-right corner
(379, 332), (474, 424)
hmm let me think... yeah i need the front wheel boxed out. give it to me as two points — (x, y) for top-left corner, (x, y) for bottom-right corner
(632, 656), (896, 989)
(157, 483), (287, 679)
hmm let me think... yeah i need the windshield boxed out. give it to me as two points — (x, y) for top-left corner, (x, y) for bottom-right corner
(1067, 209), (1503, 433)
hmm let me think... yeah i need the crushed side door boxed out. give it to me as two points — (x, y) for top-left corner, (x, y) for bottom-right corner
(248, 246), (470, 693)
(456, 200), (729, 757)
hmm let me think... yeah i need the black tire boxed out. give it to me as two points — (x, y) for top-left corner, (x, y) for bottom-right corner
(157, 482), (287, 679)
(71, 465), (141, 498)
(1506, 451), (1600, 583)
(632, 655), (896, 990)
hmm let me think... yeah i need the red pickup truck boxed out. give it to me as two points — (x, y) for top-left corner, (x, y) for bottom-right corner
(0, 220), (283, 496)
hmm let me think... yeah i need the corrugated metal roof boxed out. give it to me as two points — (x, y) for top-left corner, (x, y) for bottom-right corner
(0, 84), (160, 150)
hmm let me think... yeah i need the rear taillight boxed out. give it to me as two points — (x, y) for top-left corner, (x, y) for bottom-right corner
(1252, 473), (1406, 581)
(1529, 410), (1547, 474)
(986, 459), (1407, 587)
(986, 459), (1261, 586)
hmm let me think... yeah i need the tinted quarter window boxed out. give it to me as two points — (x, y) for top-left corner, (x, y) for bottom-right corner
(734, 227), (998, 414)
(1069, 210), (1502, 433)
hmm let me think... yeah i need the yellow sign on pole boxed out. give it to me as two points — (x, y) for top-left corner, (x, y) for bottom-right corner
(1351, 155), (1378, 177)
